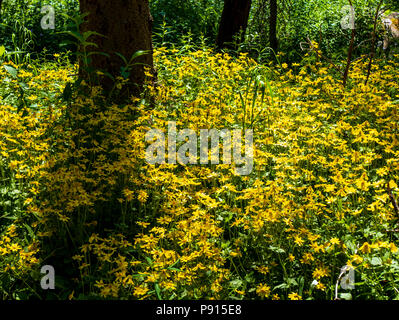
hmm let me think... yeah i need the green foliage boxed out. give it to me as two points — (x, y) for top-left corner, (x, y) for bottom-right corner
(245, 0), (397, 63)
(0, 0), (78, 60)
(150, 0), (224, 46)
(1, 0), (399, 301)
(1, 0), (397, 63)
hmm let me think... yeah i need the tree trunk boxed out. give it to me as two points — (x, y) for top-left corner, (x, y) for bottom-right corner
(269, 0), (278, 52)
(216, 0), (252, 50)
(79, 0), (154, 99)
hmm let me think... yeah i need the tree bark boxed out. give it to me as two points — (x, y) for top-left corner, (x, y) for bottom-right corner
(216, 0), (252, 50)
(342, 0), (355, 87)
(365, 0), (383, 85)
(79, 0), (154, 98)
(269, 0), (278, 52)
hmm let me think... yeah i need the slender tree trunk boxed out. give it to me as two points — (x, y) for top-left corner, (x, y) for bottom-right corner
(342, 0), (355, 87)
(79, 0), (154, 98)
(269, 0), (278, 52)
(365, 0), (384, 85)
(216, 0), (252, 50)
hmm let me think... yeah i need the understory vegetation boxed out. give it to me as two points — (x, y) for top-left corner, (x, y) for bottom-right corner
(1, 45), (399, 299)
(0, 0), (399, 301)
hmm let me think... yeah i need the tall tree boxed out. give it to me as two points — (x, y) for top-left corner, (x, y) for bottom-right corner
(269, 0), (278, 52)
(79, 0), (154, 98)
(216, 0), (252, 50)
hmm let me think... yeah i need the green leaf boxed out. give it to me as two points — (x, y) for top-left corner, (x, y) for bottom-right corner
(145, 256), (153, 267)
(4, 65), (17, 78)
(24, 223), (35, 238)
(273, 283), (289, 290)
(102, 71), (115, 82)
(167, 267), (181, 272)
(129, 50), (149, 62)
(339, 293), (352, 300)
(269, 245), (285, 254)
(82, 31), (106, 41)
(229, 279), (243, 289)
(370, 257), (382, 266)
(19, 82), (28, 90)
(0, 46), (5, 57)
(115, 52), (128, 65)
(62, 30), (84, 43)
(286, 278), (298, 286)
(87, 51), (110, 58)
(155, 283), (163, 300)
(167, 259), (180, 270)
